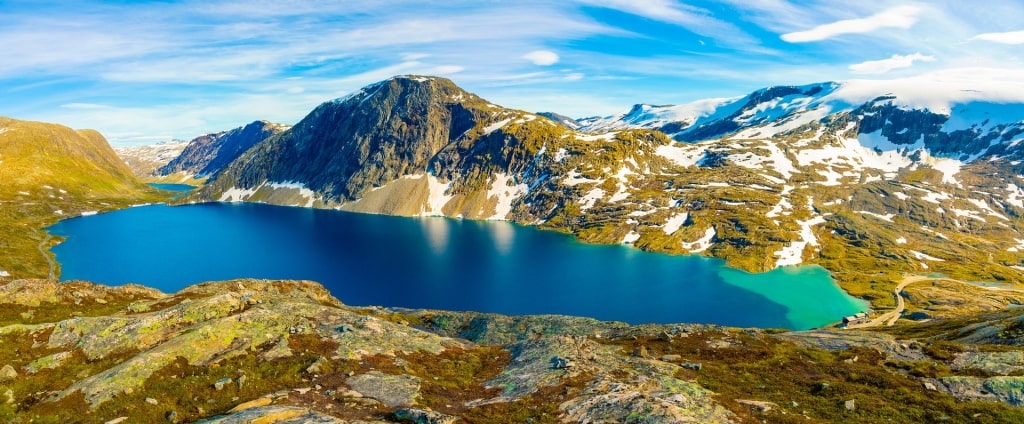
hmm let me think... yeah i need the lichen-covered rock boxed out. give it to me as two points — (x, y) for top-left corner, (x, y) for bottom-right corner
(0, 364), (17, 381)
(393, 408), (458, 424)
(952, 351), (1024, 375)
(930, 376), (1024, 406)
(195, 405), (377, 424)
(345, 371), (421, 408)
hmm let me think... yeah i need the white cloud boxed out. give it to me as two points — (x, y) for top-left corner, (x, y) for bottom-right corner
(430, 65), (465, 75)
(564, 73), (585, 81)
(849, 52), (935, 74)
(782, 5), (920, 42)
(524, 50), (560, 66)
(971, 30), (1024, 45)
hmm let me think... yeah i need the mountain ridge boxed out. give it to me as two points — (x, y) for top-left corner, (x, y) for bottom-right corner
(184, 74), (1024, 306)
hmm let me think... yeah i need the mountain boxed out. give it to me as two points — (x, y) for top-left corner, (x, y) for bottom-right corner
(191, 75), (1024, 307)
(0, 117), (162, 278)
(157, 120), (289, 180)
(3, 277), (1024, 423)
(0, 117), (146, 197)
(113, 140), (189, 178)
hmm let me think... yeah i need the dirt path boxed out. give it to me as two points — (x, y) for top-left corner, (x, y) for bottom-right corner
(37, 232), (55, 279)
(847, 276), (925, 329)
(847, 275), (1024, 329)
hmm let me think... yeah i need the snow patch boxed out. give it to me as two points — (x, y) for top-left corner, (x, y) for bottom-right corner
(486, 173), (528, 220)
(267, 181), (317, 207)
(622, 231), (641, 244)
(774, 198), (826, 267)
(910, 250), (945, 262)
(663, 212), (689, 234)
(562, 171), (600, 186)
(1008, 239), (1024, 253)
(579, 188), (605, 211)
(895, 237), (907, 244)
(423, 174), (454, 217)
(483, 118), (512, 135)
(577, 132), (617, 142)
(1007, 184), (1024, 208)
(80, 211), (98, 217)
(219, 186), (259, 202)
(655, 144), (704, 166)
(682, 227), (716, 253)
(859, 211), (895, 222)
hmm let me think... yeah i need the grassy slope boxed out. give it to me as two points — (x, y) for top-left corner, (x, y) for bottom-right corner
(0, 117), (168, 278)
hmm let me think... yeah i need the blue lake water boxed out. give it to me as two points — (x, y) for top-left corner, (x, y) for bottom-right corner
(47, 203), (866, 329)
(148, 183), (196, 199)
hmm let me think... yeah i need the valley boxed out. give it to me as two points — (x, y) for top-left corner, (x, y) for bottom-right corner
(3, 73), (1024, 423)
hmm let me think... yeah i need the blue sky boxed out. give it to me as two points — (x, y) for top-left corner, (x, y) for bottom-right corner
(2, 0), (1023, 145)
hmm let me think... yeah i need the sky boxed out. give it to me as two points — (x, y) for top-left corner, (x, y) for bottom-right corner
(2, 0), (1023, 145)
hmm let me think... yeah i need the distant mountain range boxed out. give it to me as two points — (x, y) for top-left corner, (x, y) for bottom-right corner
(109, 75), (1024, 303)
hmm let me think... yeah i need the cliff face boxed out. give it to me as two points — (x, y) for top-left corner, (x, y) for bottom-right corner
(2, 277), (1023, 423)
(158, 120), (289, 179)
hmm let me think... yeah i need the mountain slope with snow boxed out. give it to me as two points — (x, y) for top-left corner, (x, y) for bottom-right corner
(191, 74), (1024, 306)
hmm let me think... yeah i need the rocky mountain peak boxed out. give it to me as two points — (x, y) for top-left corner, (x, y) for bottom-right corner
(157, 120), (288, 179)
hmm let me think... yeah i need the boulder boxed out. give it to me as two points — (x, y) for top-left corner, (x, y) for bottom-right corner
(0, 364), (17, 381)
(227, 396), (272, 413)
(346, 371), (420, 408)
(214, 377), (233, 391)
(551, 356), (576, 369)
(393, 408), (459, 424)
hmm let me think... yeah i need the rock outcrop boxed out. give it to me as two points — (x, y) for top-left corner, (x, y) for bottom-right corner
(4, 278), (1024, 423)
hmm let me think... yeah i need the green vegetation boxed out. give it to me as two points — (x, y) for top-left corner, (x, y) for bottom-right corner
(0, 117), (170, 279)
(599, 331), (1024, 423)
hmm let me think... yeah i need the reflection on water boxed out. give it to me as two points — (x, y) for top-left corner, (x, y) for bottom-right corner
(420, 217), (450, 255)
(49, 203), (867, 329)
(487, 221), (515, 255)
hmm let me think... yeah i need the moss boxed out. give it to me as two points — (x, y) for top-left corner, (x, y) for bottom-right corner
(594, 331), (1024, 423)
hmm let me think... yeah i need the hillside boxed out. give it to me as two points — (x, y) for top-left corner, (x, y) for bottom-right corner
(156, 120), (289, 181)
(191, 75), (1024, 308)
(0, 117), (165, 279)
(1, 277), (1023, 423)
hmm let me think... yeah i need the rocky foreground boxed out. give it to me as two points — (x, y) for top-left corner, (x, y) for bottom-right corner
(1, 279), (1023, 423)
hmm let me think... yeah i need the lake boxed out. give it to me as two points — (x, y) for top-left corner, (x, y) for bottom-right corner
(47, 203), (866, 329)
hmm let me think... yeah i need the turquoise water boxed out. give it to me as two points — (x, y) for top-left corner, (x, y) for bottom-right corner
(148, 183), (196, 191)
(48, 203), (865, 329)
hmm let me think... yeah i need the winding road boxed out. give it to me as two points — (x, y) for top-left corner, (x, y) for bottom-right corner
(37, 232), (55, 279)
(847, 275), (1024, 329)
(847, 276), (924, 329)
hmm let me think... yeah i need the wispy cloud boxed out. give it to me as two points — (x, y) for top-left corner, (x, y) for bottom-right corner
(577, 0), (763, 49)
(781, 5), (921, 42)
(849, 53), (936, 74)
(971, 30), (1024, 45)
(3, 1), (1023, 144)
(524, 50), (560, 66)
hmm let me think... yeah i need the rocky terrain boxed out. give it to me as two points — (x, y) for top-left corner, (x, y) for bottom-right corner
(1, 277), (1023, 423)
(181, 75), (1024, 308)
(113, 141), (190, 179)
(157, 120), (289, 182)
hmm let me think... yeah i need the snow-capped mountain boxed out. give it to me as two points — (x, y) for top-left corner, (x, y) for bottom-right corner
(113, 140), (189, 177)
(189, 74), (1024, 305)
